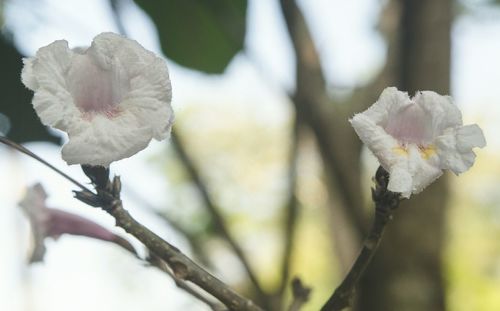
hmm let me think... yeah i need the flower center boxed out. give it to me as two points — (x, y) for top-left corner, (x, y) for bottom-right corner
(392, 145), (437, 160)
(67, 54), (129, 118)
(384, 103), (432, 145)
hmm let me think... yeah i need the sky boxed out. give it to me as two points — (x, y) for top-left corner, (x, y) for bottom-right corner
(1, 0), (499, 310)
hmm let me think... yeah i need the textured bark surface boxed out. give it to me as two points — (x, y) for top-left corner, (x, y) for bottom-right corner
(356, 0), (452, 310)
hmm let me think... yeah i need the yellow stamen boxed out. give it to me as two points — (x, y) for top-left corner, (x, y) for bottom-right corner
(393, 146), (409, 156)
(419, 145), (436, 159)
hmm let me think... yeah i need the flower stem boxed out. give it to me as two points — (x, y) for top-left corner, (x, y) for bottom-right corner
(320, 167), (401, 311)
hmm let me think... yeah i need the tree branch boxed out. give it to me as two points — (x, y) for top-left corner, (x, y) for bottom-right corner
(147, 254), (227, 311)
(77, 165), (264, 311)
(0, 137), (257, 310)
(113, 235), (226, 311)
(107, 5), (268, 305)
(320, 167), (401, 311)
(278, 0), (366, 235)
(277, 115), (300, 300)
(123, 185), (212, 266)
(171, 131), (269, 307)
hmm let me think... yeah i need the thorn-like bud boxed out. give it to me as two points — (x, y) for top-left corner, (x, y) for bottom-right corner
(291, 277), (312, 302)
(73, 190), (102, 207)
(374, 166), (390, 190)
(112, 235), (138, 257)
(112, 176), (121, 198)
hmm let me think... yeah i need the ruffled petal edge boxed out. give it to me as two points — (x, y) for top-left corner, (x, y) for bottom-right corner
(61, 112), (154, 167)
(435, 124), (486, 174)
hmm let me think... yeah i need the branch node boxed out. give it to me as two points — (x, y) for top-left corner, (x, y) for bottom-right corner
(171, 260), (190, 280)
(288, 277), (312, 311)
(291, 277), (311, 302)
(73, 190), (102, 207)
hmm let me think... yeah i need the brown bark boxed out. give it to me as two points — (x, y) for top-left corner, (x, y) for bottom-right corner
(356, 1), (452, 310)
(279, 0), (367, 266)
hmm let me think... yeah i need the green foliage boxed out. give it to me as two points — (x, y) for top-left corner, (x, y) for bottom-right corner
(0, 35), (59, 144)
(134, 0), (247, 74)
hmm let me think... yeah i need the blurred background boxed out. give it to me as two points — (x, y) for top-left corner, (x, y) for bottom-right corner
(0, 0), (499, 310)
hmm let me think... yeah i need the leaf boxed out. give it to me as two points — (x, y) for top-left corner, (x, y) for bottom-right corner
(0, 35), (60, 144)
(134, 0), (247, 73)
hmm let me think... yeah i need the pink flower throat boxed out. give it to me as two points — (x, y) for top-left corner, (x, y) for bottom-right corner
(67, 54), (129, 118)
(384, 103), (433, 146)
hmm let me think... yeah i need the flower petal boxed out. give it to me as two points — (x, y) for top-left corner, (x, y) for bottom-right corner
(89, 32), (157, 77)
(21, 58), (38, 90)
(350, 112), (400, 170)
(387, 162), (413, 197)
(406, 145), (443, 195)
(18, 184), (50, 263)
(122, 57), (174, 140)
(18, 183), (48, 214)
(414, 91), (462, 136)
(47, 209), (116, 241)
(386, 145), (443, 197)
(121, 97), (174, 141)
(27, 40), (74, 91)
(360, 87), (411, 126)
(18, 184), (136, 262)
(456, 124), (486, 151)
(31, 89), (78, 130)
(435, 124), (486, 174)
(22, 40), (80, 131)
(62, 113), (153, 167)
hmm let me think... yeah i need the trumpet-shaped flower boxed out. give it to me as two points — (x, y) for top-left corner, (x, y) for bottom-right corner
(19, 183), (133, 263)
(350, 87), (486, 198)
(22, 32), (173, 167)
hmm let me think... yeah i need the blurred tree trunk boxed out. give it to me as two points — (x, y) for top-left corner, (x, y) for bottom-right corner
(280, 0), (451, 310)
(356, 1), (451, 310)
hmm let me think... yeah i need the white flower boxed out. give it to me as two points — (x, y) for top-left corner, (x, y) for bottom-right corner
(350, 87), (486, 198)
(22, 32), (173, 167)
